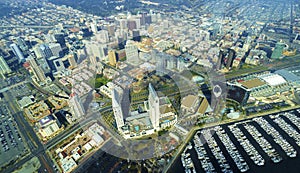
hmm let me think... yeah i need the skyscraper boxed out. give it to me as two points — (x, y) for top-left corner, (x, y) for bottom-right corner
(271, 42), (285, 59)
(166, 56), (176, 70)
(49, 43), (62, 57)
(156, 53), (167, 75)
(119, 19), (127, 30)
(127, 20), (137, 31)
(145, 15), (152, 25)
(88, 43), (107, 61)
(0, 56), (11, 75)
(10, 43), (25, 62)
(90, 23), (98, 33)
(38, 44), (53, 59)
(45, 34), (57, 43)
(148, 83), (160, 129)
(226, 49), (236, 69)
(125, 40), (139, 65)
(132, 29), (141, 42)
(47, 56), (65, 72)
(95, 30), (109, 43)
(68, 53), (77, 68)
(54, 33), (67, 49)
(108, 50), (117, 66)
(107, 24), (115, 36)
(140, 13), (146, 26)
(28, 57), (47, 83)
(69, 94), (85, 119)
(216, 50), (225, 70)
(177, 58), (186, 72)
(17, 37), (28, 51)
(112, 89), (124, 130)
(140, 12), (152, 26)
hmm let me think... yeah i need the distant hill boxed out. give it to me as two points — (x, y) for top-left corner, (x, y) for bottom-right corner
(49, 0), (141, 16)
(48, 0), (197, 16)
(0, 3), (14, 17)
(0, 1), (44, 18)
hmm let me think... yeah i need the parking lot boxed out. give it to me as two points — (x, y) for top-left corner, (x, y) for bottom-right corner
(0, 102), (27, 167)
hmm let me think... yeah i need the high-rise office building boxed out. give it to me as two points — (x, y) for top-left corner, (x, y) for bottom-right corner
(49, 43), (62, 57)
(166, 56), (176, 70)
(156, 53), (167, 75)
(10, 43), (25, 62)
(54, 33), (67, 49)
(17, 37), (28, 51)
(108, 50), (117, 66)
(87, 43), (107, 61)
(36, 57), (51, 74)
(148, 84), (160, 129)
(112, 89), (124, 130)
(134, 18), (141, 29)
(125, 40), (139, 65)
(119, 19), (127, 30)
(163, 20), (169, 29)
(145, 15), (152, 25)
(28, 57), (47, 83)
(177, 58), (186, 72)
(95, 30), (109, 43)
(226, 49), (236, 69)
(47, 56), (65, 72)
(216, 50), (225, 70)
(69, 94), (85, 119)
(37, 44), (53, 59)
(127, 20), (137, 31)
(90, 23), (98, 33)
(0, 56), (11, 74)
(68, 53), (77, 68)
(107, 24), (115, 36)
(271, 42), (285, 59)
(33, 46), (43, 59)
(45, 34), (57, 43)
(140, 12), (148, 26)
(132, 29), (141, 42)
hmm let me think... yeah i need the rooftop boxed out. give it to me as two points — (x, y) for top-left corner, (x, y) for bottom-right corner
(240, 78), (266, 89)
(181, 95), (199, 108)
(160, 104), (174, 114)
(39, 115), (55, 126)
(259, 73), (287, 87)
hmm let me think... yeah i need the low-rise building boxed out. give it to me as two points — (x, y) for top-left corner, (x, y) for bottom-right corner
(99, 82), (123, 98)
(24, 100), (51, 122)
(17, 95), (35, 109)
(37, 115), (61, 138)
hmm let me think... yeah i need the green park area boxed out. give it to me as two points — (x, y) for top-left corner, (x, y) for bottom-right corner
(94, 74), (111, 88)
(225, 65), (268, 79)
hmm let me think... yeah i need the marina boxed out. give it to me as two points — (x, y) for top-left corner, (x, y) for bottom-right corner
(170, 109), (300, 173)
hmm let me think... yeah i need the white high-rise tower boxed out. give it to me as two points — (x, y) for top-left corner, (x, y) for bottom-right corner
(0, 56), (11, 75)
(69, 94), (85, 119)
(112, 88), (124, 130)
(10, 43), (25, 62)
(148, 83), (160, 129)
(125, 40), (139, 65)
(28, 57), (47, 83)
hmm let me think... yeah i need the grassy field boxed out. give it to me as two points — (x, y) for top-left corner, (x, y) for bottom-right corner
(225, 53), (300, 80)
(94, 74), (111, 88)
(225, 65), (269, 79)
